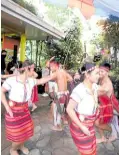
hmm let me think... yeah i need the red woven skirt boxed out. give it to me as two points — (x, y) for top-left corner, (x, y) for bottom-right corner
(70, 112), (98, 155)
(111, 94), (119, 113)
(5, 101), (34, 142)
(31, 85), (39, 103)
(98, 95), (113, 124)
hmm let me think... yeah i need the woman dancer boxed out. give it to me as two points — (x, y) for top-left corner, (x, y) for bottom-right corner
(28, 66), (39, 111)
(1, 60), (54, 155)
(67, 63), (100, 155)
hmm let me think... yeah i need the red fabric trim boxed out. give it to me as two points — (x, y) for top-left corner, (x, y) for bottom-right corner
(100, 67), (109, 72)
(5, 100), (33, 142)
(98, 95), (113, 124)
(70, 114), (96, 154)
(31, 86), (39, 103)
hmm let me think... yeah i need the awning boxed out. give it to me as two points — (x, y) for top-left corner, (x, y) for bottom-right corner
(1, 0), (65, 40)
(43, 0), (119, 19)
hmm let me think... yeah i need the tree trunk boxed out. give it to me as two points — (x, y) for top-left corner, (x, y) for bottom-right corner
(114, 47), (117, 68)
(38, 41), (43, 67)
(36, 41), (39, 67)
(30, 40), (33, 61)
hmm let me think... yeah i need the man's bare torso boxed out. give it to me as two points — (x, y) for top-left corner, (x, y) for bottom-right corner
(55, 69), (71, 92)
(100, 77), (114, 97)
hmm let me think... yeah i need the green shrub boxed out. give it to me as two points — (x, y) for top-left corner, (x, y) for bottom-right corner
(110, 67), (119, 81)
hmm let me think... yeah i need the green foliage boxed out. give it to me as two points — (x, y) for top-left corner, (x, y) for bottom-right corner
(44, 2), (72, 28)
(104, 16), (119, 49)
(90, 34), (106, 50)
(90, 34), (108, 64)
(24, 2), (83, 70)
(110, 67), (119, 81)
(104, 15), (119, 67)
(45, 17), (83, 70)
(12, 0), (37, 15)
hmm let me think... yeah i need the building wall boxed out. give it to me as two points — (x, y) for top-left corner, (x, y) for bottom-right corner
(2, 36), (20, 62)
(2, 36), (20, 51)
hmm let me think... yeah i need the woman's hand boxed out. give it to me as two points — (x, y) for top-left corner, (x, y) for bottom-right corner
(6, 106), (13, 118)
(80, 125), (91, 136)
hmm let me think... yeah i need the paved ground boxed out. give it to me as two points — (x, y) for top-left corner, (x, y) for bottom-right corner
(1, 95), (119, 155)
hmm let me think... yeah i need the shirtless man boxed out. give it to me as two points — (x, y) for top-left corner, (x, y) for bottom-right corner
(95, 63), (119, 143)
(46, 58), (73, 131)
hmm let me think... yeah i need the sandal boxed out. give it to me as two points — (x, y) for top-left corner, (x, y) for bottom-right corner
(10, 149), (19, 155)
(19, 146), (29, 155)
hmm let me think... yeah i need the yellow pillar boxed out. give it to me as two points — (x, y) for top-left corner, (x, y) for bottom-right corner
(20, 34), (26, 62)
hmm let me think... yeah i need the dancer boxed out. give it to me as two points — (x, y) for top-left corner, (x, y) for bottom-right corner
(67, 63), (100, 155)
(28, 65), (39, 111)
(95, 62), (119, 143)
(1, 60), (56, 155)
(46, 57), (73, 131)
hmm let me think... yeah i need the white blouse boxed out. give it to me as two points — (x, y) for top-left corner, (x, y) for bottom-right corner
(70, 83), (98, 115)
(2, 76), (37, 102)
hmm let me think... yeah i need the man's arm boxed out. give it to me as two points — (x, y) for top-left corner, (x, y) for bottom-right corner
(1, 74), (15, 79)
(36, 72), (56, 85)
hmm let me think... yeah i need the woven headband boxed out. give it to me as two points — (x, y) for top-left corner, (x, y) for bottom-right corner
(100, 66), (109, 72)
(17, 64), (34, 71)
(82, 66), (97, 74)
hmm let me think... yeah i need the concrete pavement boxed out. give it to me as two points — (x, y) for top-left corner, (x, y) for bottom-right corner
(1, 95), (119, 155)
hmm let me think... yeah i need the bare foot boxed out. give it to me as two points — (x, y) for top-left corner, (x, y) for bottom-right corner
(20, 146), (29, 155)
(96, 137), (107, 144)
(31, 104), (37, 112)
(51, 126), (63, 131)
(107, 136), (117, 142)
(10, 149), (19, 155)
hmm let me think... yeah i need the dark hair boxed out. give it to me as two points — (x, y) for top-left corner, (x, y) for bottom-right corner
(78, 68), (81, 75)
(1, 50), (7, 54)
(80, 63), (96, 82)
(16, 60), (34, 74)
(22, 60), (33, 68)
